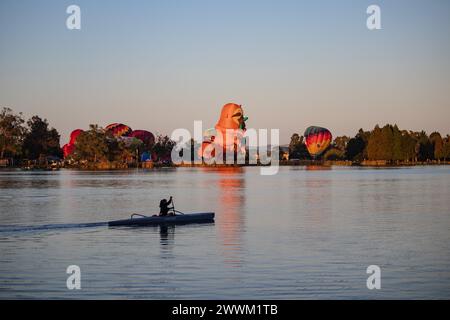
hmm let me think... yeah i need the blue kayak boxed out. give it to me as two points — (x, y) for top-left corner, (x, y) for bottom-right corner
(108, 212), (215, 227)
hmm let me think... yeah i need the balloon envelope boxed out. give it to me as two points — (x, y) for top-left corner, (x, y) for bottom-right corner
(203, 128), (217, 142)
(62, 143), (75, 158)
(130, 130), (155, 146)
(118, 136), (141, 147)
(69, 129), (84, 145)
(304, 126), (332, 156)
(216, 103), (246, 131)
(105, 123), (132, 137)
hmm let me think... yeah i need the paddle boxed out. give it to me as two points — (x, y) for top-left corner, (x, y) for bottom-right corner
(170, 197), (184, 215)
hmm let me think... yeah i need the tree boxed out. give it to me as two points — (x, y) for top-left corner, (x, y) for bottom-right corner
(399, 130), (416, 162)
(430, 132), (443, 160)
(117, 137), (143, 164)
(391, 125), (403, 162)
(415, 131), (433, 162)
(323, 148), (345, 160)
(0, 107), (26, 159)
(333, 136), (349, 152)
(367, 124), (404, 161)
(73, 125), (108, 163)
(288, 133), (310, 159)
(152, 134), (176, 162)
(367, 125), (382, 160)
(443, 135), (450, 161)
(346, 129), (369, 161)
(22, 116), (61, 160)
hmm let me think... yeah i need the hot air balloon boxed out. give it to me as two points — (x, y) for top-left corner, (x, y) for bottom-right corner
(214, 103), (247, 150)
(62, 129), (84, 158)
(198, 141), (216, 160)
(130, 130), (155, 147)
(304, 126), (332, 157)
(203, 128), (217, 142)
(105, 123), (132, 138)
(215, 103), (247, 132)
(69, 129), (84, 145)
(62, 143), (75, 158)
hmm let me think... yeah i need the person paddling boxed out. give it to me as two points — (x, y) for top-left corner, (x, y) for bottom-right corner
(159, 196), (173, 216)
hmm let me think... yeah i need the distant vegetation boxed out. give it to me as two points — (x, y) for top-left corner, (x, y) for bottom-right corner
(0, 107), (174, 168)
(0, 107), (62, 163)
(288, 125), (450, 163)
(1, 107), (449, 168)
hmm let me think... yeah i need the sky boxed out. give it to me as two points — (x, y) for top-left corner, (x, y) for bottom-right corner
(1, 0), (449, 144)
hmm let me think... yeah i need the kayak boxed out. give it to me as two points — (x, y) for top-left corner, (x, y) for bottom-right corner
(108, 212), (215, 227)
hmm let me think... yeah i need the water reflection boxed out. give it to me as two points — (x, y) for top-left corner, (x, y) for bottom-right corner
(305, 165), (332, 171)
(302, 169), (333, 228)
(214, 167), (246, 268)
(159, 225), (175, 247)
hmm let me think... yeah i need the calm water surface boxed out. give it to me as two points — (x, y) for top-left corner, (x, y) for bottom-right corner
(0, 166), (449, 299)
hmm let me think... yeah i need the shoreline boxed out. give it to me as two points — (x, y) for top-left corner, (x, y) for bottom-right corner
(1, 160), (449, 171)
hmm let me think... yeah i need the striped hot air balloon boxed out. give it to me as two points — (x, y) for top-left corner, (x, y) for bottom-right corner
(304, 126), (332, 157)
(105, 123), (132, 137)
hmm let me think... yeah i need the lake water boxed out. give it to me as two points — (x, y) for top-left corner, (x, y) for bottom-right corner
(0, 166), (449, 299)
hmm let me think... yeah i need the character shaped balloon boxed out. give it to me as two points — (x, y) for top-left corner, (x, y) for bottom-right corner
(199, 103), (248, 161)
(214, 103), (248, 153)
(215, 103), (247, 132)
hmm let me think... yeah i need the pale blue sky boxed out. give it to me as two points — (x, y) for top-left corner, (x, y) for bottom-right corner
(1, 0), (449, 143)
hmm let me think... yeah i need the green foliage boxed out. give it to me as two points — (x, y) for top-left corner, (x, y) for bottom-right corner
(323, 148), (345, 161)
(22, 116), (61, 160)
(290, 124), (447, 163)
(0, 107), (26, 159)
(346, 129), (369, 161)
(288, 133), (310, 159)
(443, 136), (450, 161)
(73, 126), (144, 164)
(367, 124), (426, 162)
(73, 125), (109, 162)
(333, 136), (349, 152)
(430, 132), (444, 160)
(415, 131), (434, 161)
(152, 134), (176, 162)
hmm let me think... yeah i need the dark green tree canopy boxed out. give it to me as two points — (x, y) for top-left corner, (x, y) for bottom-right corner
(0, 107), (26, 159)
(22, 115), (61, 160)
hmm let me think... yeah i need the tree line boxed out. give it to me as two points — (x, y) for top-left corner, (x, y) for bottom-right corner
(0, 108), (61, 162)
(71, 124), (174, 165)
(289, 124), (450, 163)
(2, 107), (450, 166)
(0, 107), (174, 166)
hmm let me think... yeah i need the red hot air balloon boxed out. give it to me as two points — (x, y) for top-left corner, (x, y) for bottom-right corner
(69, 129), (84, 145)
(304, 126), (332, 157)
(62, 129), (84, 158)
(130, 130), (155, 147)
(62, 143), (75, 158)
(105, 123), (132, 137)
